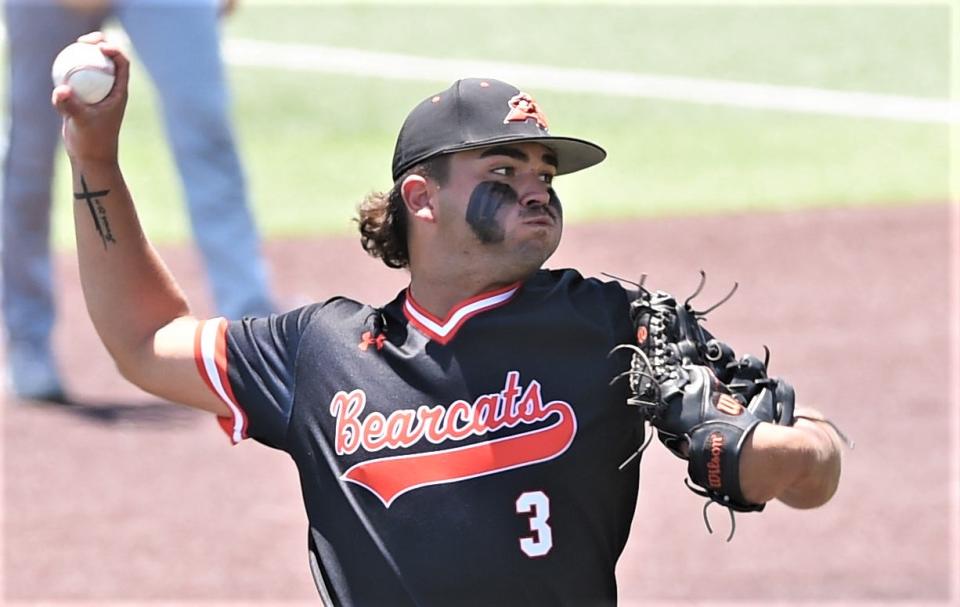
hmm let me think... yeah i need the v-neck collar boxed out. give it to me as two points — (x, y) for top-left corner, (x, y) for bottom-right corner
(403, 282), (522, 345)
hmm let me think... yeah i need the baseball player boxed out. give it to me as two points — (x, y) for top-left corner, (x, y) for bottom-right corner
(53, 34), (843, 605)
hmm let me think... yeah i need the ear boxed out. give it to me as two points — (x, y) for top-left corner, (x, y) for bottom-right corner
(401, 175), (437, 223)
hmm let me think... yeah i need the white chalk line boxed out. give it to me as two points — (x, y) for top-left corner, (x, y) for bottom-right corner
(223, 38), (958, 125)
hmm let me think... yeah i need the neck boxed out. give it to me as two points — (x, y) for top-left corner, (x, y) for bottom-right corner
(405, 229), (545, 318)
(408, 266), (527, 319)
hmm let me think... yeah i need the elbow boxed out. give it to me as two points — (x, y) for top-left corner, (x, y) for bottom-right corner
(104, 336), (156, 393)
(113, 356), (141, 386)
(112, 350), (150, 391)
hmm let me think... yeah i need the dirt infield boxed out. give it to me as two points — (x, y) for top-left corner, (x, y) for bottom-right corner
(2, 202), (956, 604)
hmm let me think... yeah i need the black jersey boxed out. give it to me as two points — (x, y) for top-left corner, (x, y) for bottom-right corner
(194, 269), (642, 606)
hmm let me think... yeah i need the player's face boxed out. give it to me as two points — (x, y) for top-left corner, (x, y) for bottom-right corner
(437, 142), (562, 272)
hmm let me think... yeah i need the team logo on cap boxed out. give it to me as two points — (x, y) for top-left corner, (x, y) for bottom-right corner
(504, 93), (550, 130)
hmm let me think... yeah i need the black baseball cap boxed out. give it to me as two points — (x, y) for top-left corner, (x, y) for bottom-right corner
(391, 78), (606, 181)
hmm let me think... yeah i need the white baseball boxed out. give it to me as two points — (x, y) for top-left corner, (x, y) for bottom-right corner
(51, 42), (116, 104)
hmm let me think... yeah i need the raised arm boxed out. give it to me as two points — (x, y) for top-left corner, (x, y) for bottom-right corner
(52, 33), (228, 416)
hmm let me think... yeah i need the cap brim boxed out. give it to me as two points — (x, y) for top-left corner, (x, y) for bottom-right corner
(398, 135), (606, 179)
(537, 136), (607, 175)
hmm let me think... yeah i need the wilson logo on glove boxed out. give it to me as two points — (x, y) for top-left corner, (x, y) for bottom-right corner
(715, 394), (744, 416)
(706, 432), (725, 489)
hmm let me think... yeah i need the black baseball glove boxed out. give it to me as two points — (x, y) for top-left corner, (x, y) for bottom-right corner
(612, 272), (796, 520)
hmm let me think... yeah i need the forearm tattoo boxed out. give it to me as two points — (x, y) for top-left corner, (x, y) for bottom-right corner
(74, 175), (116, 249)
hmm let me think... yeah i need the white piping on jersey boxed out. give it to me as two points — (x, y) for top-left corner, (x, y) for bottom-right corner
(403, 284), (520, 342)
(198, 318), (246, 444)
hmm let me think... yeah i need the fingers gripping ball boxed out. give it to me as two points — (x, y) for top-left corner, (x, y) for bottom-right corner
(51, 42), (116, 104)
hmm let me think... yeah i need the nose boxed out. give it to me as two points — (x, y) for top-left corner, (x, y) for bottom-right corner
(516, 172), (551, 208)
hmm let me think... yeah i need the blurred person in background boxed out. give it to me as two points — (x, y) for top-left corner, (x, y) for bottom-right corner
(1, 0), (273, 402)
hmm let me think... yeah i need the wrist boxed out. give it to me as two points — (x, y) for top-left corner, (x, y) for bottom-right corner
(70, 153), (119, 169)
(70, 157), (122, 184)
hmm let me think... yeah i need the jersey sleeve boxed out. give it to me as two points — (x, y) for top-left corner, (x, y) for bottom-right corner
(193, 307), (318, 449)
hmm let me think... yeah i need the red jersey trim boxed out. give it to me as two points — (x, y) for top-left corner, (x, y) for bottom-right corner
(403, 282), (521, 345)
(193, 318), (248, 444)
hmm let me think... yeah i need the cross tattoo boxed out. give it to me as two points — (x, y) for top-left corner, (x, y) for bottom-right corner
(74, 175), (116, 249)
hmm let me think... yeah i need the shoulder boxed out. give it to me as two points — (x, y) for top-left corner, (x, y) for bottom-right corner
(276, 296), (372, 329)
(525, 268), (632, 305)
(226, 296), (376, 352)
(517, 269), (633, 331)
(278, 294), (402, 349)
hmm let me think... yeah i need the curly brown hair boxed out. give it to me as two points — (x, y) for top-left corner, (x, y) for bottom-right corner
(357, 155), (450, 269)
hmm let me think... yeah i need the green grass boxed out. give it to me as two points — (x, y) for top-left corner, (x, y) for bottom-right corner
(32, 3), (951, 248)
(225, 4), (950, 97)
